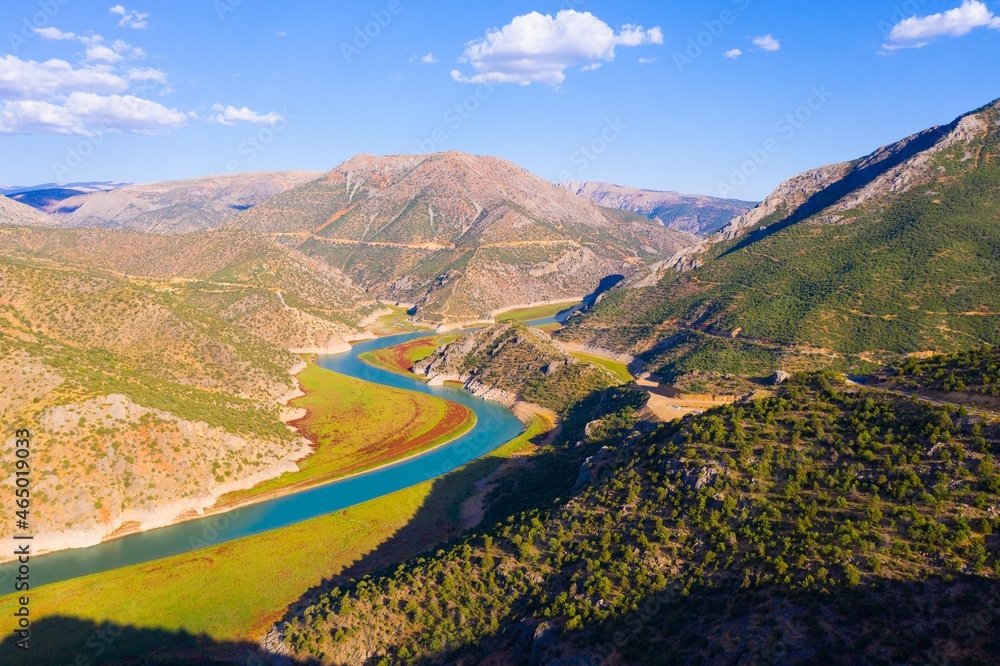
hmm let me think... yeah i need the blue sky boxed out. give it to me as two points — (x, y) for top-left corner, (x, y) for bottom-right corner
(1, 0), (998, 200)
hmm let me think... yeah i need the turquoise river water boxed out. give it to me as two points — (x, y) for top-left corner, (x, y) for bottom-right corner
(0, 329), (542, 590)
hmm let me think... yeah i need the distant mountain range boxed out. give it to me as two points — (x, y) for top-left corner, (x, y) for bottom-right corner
(5, 171), (322, 234)
(558, 181), (755, 235)
(0, 181), (128, 196)
(559, 97), (1000, 376)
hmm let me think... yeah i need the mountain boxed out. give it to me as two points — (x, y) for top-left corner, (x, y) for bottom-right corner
(557, 98), (1000, 377)
(276, 368), (1000, 665)
(0, 192), (58, 227)
(0, 181), (128, 195)
(0, 253), (315, 550)
(226, 152), (699, 324)
(0, 225), (369, 353)
(413, 320), (618, 413)
(559, 181), (756, 235)
(11, 171), (322, 234)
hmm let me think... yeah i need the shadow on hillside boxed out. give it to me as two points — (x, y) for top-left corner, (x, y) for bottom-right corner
(270, 417), (563, 635)
(454, 575), (1000, 665)
(0, 615), (315, 666)
(716, 120), (956, 261)
(582, 274), (625, 305)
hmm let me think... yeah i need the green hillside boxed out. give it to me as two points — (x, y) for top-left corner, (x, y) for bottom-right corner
(559, 100), (1000, 375)
(274, 363), (1000, 664)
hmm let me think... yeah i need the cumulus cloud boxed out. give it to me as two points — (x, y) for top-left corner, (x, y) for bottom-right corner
(0, 55), (128, 100)
(109, 5), (149, 29)
(0, 93), (186, 135)
(34, 27), (77, 41)
(126, 67), (167, 83)
(451, 10), (664, 86)
(0, 55), (183, 135)
(724, 48), (743, 59)
(752, 35), (780, 51)
(0, 100), (83, 134)
(208, 104), (284, 125)
(884, 0), (1000, 49)
(86, 44), (122, 64)
(65, 92), (186, 132)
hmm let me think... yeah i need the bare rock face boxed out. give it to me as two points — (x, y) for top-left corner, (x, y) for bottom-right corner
(770, 371), (793, 386)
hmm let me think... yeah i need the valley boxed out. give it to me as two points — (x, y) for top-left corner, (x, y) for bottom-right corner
(1, 96), (999, 666)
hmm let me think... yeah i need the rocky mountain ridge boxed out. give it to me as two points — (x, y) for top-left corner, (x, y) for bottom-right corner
(559, 181), (755, 235)
(654, 98), (999, 276)
(228, 152), (699, 324)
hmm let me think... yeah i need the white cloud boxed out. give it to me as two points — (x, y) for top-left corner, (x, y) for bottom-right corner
(86, 44), (122, 64)
(109, 5), (149, 29)
(126, 67), (167, 83)
(580, 63), (602, 71)
(724, 48), (743, 59)
(0, 99), (84, 134)
(617, 24), (663, 47)
(34, 27), (77, 41)
(885, 0), (1000, 49)
(0, 55), (127, 100)
(0, 93), (186, 135)
(111, 39), (145, 59)
(451, 10), (664, 86)
(752, 35), (780, 51)
(277, 31), (287, 37)
(421, 52), (438, 64)
(208, 104), (284, 125)
(64, 92), (185, 132)
(638, 57), (656, 64)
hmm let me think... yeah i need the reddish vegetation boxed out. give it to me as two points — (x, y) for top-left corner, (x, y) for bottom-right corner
(314, 202), (359, 234)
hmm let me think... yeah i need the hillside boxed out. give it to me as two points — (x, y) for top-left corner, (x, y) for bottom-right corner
(0, 225), (369, 352)
(226, 152), (699, 324)
(0, 256), (312, 552)
(13, 171), (322, 234)
(0, 194), (58, 227)
(275, 368), (1000, 665)
(559, 181), (755, 235)
(413, 321), (618, 414)
(558, 98), (1000, 377)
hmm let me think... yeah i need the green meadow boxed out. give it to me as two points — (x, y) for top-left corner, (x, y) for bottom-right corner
(212, 359), (475, 509)
(0, 416), (549, 664)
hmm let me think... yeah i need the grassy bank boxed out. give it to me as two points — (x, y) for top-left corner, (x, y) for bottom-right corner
(0, 415), (550, 664)
(569, 351), (634, 383)
(212, 358), (475, 510)
(357, 334), (456, 380)
(497, 301), (579, 323)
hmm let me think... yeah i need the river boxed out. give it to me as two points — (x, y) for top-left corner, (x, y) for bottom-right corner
(0, 331), (534, 590)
